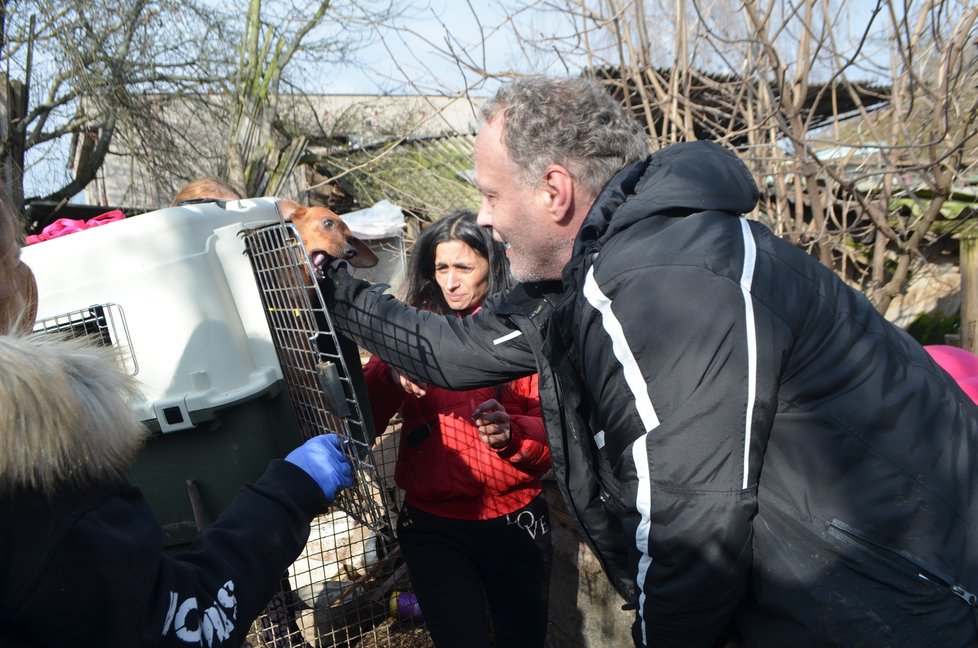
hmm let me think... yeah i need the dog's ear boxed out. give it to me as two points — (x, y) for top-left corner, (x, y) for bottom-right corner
(348, 236), (380, 268)
(276, 199), (302, 222)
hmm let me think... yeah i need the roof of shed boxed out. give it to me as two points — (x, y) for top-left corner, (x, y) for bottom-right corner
(309, 133), (479, 221)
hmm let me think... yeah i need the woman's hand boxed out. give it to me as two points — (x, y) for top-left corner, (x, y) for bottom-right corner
(471, 398), (511, 449)
(390, 367), (427, 398)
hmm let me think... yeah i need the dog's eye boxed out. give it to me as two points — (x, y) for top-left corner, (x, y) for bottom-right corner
(322, 219), (335, 228)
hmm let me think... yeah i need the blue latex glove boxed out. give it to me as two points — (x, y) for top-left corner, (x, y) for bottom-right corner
(285, 434), (354, 501)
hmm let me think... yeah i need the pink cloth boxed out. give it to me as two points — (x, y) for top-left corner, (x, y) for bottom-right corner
(924, 344), (978, 404)
(25, 209), (125, 245)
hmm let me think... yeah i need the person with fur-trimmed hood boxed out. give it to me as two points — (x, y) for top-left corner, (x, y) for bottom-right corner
(0, 220), (354, 646)
(315, 75), (978, 646)
(0, 331), (353, 647)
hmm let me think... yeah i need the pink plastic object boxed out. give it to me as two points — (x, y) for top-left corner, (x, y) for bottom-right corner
(85, 209), (126, 228)
(25, 209), (126, 245)
(40, 218), (86, 240)
(924, 344), (978, 404)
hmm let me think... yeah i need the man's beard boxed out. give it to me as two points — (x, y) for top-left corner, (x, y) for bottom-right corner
(508, 236), (567, 283)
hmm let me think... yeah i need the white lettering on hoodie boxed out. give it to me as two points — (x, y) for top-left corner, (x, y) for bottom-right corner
(162, 580), (237, 646)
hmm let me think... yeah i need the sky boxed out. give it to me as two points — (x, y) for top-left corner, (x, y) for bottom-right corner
(30, 0), (887, 203)
(322, 0), (571, 96)
(331, 0), (888, 95)
(30, 1), (541, 201)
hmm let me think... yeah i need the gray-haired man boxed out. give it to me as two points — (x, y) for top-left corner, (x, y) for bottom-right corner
(323, 75), (978, 647)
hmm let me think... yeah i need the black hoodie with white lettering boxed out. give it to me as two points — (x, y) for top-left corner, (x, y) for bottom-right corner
(0, 335), (328, 647)
(1, 461), (325, 647)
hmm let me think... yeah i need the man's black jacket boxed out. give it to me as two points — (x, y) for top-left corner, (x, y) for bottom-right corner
(324, 140), (978, 646)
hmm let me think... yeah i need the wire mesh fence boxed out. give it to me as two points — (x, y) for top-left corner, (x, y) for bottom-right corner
(241, 221), (432, 648)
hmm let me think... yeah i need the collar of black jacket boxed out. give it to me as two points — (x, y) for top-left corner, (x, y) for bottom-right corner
(576, 140), (760, 257)
(490, 280), (564, 319)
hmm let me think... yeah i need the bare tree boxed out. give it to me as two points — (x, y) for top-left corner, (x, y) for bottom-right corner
(224, 0), (402, 199)
(725, 0), (978, 314)
(0, 0), (238, 224)
(414, 0), (978, 316)
(2, 0), (402, 223)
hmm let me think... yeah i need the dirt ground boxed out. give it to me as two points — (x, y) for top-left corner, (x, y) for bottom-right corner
(358, 618), (432, 648)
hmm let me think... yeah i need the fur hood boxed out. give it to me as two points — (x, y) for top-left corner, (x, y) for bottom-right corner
(0, 334), (148, 494)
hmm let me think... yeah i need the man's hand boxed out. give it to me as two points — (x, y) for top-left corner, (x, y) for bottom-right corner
(284, 434), (354, 501)
(472, 398), (512, 449)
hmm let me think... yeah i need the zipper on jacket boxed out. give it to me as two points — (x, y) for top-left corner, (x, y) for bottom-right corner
(827, 519), (978, 608)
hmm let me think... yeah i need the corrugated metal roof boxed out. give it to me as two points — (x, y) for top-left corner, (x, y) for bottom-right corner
(311, 134), (479, 222)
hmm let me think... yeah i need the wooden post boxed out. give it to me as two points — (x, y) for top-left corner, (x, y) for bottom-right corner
(960, 230), (978, 354)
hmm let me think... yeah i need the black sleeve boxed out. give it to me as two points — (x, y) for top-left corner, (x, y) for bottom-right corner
(10, 461), (325, 647)
(321, 268), (538, 390)
(153, 461), (327, 645)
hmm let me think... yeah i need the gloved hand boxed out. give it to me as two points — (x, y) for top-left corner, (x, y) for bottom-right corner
(285, 434), (354, 501)
(317, 262), (379, 311)
(315, 263), (348, 310)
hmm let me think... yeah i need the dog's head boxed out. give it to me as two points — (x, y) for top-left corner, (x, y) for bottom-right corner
(277, 200), (379, 278)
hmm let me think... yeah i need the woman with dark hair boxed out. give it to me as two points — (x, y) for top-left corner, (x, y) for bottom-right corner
(363, 210), (552, 648)
(401, 209), (514, 315)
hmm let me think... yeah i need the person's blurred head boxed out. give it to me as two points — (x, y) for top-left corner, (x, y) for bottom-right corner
(403, 210), (513, 316)
(1, 205), (37, 335)
(170, 177), (243, 206)
(474, 75), (648, 281)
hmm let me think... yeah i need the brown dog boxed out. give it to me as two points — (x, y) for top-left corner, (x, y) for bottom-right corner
(276, 200), (378, 279)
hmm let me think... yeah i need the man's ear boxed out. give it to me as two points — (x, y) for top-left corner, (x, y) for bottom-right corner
(542, 164), (576, 223)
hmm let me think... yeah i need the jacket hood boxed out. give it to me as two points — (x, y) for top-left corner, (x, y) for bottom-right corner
(0, 334), (148, 495)
(577, 140), (759, 249)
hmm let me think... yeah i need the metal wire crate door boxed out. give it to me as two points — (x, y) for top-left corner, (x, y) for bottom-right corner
(241, 222), (420, 648)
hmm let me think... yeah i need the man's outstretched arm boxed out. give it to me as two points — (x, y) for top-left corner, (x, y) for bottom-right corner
(320, 268), (537, 389)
